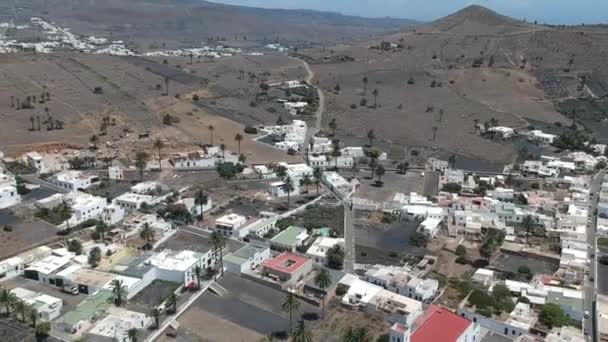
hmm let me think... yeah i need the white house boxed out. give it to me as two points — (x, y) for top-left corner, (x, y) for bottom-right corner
(224, 244), (271, 273)
(284, 101), (308, 115)
(170, 149), (237, 170)
(472, 268), (494, 286)
(528, 130), (557, 145)
(101, 204), (125, 225)
(488, 126), (515, 138)
(364, 265), (438, 302)
(23, 255), (72, 284)
(146, 249), (211, 285)
(85, 307), (150, 342)
(50, 171), (98, 192)
(108, 166), (124, 180)
(11, 287), (63, 321)
(0, 185), (20, 209)
(178, 197), (213, 218)
(62, 192), (107, 228)
(214, 213), (248, 238)
(24, 152), (45, 173)
(306, 236), (345, 265)
(323, 171), (353, 193)
(112, 193), (156, 212)
(419, 217), (443, 238)
(270, 181), (288, 197)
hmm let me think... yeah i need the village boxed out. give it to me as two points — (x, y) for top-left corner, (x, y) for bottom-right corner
(0, 91), (606, 342)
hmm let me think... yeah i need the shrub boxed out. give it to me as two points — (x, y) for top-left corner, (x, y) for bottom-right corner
(192, 94), (199, 102)
(3, 225), (13, 232)
(244, 125), (258, 134)
(162, 114), (180, 125)
(350, 104), (357, 109)
(249, 101), (257, 107)
(519, 296), (531, 304)
(93, 86), (104, 94)
(360, 98), (368, 106)
(409, 232), (428, 247)
(540, 303), (569, 328)
(441, 183), (462, 194)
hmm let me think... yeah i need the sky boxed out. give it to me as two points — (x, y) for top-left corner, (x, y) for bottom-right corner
(209, 0), (607, 25)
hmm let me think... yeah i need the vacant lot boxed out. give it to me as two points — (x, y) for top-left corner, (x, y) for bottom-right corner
(0, 209), (59, 259)
(356, 170), (422, 203)
(127, 280), (180, 314)
(182, 273), (319, 340)
(4, 277), (86, 312)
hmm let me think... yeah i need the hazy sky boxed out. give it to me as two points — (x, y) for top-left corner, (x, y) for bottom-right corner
(210, 0), (607, 25)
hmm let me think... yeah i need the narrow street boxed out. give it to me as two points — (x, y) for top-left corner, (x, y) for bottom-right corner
(585, 170), (604, 341)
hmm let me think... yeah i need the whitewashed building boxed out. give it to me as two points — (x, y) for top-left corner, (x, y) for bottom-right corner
(214, 213), (248, 238)
(11, 287), (63, 321)
(0, 185), (20, 209)
(62, 192), (107, 228)
(306, 236), (345, 265)
(50, 171), (98, 192)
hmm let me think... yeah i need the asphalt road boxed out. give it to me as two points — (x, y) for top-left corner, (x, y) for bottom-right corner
(584, 170), (604, 341)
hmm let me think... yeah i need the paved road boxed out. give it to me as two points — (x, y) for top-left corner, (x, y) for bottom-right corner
(295, 57), (325, 152)
(343, 201), (355, 273)
(584, 170), (604, 341)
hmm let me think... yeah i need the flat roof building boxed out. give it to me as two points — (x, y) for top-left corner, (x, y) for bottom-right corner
(262, 252), (312, 285)
(270, 225), (309, 251)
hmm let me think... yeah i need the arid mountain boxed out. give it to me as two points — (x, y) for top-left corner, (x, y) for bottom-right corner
(421, 5), (535, 35)
(5, 0), (417, 47)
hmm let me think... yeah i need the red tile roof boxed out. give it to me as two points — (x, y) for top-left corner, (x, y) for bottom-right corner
(263, 252), (309, 274)
(411, 305), (472, 342)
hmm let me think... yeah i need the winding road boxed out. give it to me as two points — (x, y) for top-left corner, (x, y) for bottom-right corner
(294, 57), (325, 147)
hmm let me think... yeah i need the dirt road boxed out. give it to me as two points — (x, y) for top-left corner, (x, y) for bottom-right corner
(294, 57), (325, 142)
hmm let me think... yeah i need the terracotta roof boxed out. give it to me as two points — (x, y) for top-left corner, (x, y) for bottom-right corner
(412, 305), (472, 342)
(263, 252), (309, 274)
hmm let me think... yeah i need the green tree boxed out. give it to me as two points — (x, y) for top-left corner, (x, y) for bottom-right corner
(208, 125), (215, 145)
(300, 174), (313, 193)
(283, 176), (295, 209)
(375, 165), (385, 185)
(372, 88), (379, 108)
(59, 202), (73, 230)
(67, 239), (83, 255)
(35, 321), (51, 340)
(329, 118), (338, 137)
(276, 165), (288, 180)
(326, 245), (345, 270)
(518, 265), (533, 280)
(150, 307), (161, 329)
(29, 307), (38, 327)
(292, 319), (312, 342)
(108, 279), (127, 306)
(0, 289), (16, 316)
(153, 138), (164, 171)
(314, 268), (332, 318)
(194, 189), (209, 222)
(14, 299), (27, 322)
(281, 292), (300, 334)
(522, 215), (535, 245)
(234, 133), (244, 154)
(95, 221), (108, 242)
(140, 222), (155, 247)
(397, 161), (409, 174)
(455, 245), (467, 258)
(166, 292), (178, 314)
(362, 76), (368, 95)
(194, 265), (203, 290)
(88, 247), (102, 268)
(135, 151), (149, 181)
(89, 134), (99, 149)
(127, 328), (141, 342)
(211, 231), (226, 276)
(540, 303), (569, 328)
(367, 129), (376, 147)
(331, 141), (342, 170)
(313, 168), (323, 194)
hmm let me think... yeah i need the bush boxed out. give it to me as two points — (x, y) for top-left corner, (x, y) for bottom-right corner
(216, 162), (243, 180)
(455, 256), (469, 264)
(249, 101), (257, 107)
(162, 114), (180, 125)
(327, 245), (344, 270)
(3, 225), (13, 232)
(360, 98), (368, 107)
(335, 284), (348, 296)
(350, 104), (357, 109)
(16, 183), (30, 195)
(455, 245), (467, 257)
(192, 94), (199, 102)
(244, 125), (258, 134)
(276, 217), (295, 230)
(409, 232), (428, 247)
(93, 86), (104, 94)
(441, 183), (462, 194)
(540, 303), (569, 328)
(519, 296), (531, 304)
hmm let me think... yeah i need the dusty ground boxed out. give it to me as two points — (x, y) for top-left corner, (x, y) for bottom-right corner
(0, 208), (60, 259)
(313, 300), (390, 342)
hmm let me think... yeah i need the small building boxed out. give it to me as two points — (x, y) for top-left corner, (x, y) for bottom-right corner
(23, 255), (72, 284)
(56, 290), (112, 334)
(419, 217), (443, 238)
(24, 152), (45, 173)
(84, 307), (150, 342)
(214, 213), (248, 238)
(306, 236), (345, 266)
(364, 265), (438, 302)
(178, 197), (213, 218)
(270, 181), (287, 197)
(224, 244), (271, 274)
(472, 268), (494, 286)
(66, 268), (117, 295)
(108, 166), (124, 180)
(50, 170), (98, 192)
(323, 171), (352, 193)
(488, 126), (515, 138)
(390, 305), (479, 342)
(145, 249), (211, 285)
(270, 225), (309, 251)
(101, 204), (125, 225)
(245, 216), (279, 238)
(112, 192), (156, 212)
(11, 287), (63, 321)
(261, 252), (312, 285)
(528, 130), (557, 145)
(0, 185), (20, 209)
(63, 192), (108, 228)
(0, 256), (25, 281)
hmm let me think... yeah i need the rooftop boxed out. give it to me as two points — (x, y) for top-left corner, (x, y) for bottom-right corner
(263, 252), (310, 274)
(215, 213), (247, 226)
(224, 244), (268, 266)
(68, 268), (116, 288)
(411, 305), (472, 342)
(26, 255), (72, 275)
(146, 249), (202, 272)
(270, 225), (308, 247)
(60, 290), (112, 325)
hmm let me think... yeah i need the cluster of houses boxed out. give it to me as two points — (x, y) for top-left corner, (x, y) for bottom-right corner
(259, 119), (308, 151)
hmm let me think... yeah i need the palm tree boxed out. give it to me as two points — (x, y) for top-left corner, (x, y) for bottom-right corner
(234, 133), (243, 154)
(313, 168), (323, 194)
(328, 118), (337, 137)
(376, 165), (385, 185)
(89, 135), (99, 149)
(343, 327), (357, 342)
(59, 202), (73, 230)
(331, 141), (342, 170)
(0, 290), (15, 317)
(372, 88), (379, 108)
(362, 76), (368, 95)
(292, 320), (312, 342)
(194, 189), (209, 222)
(95, 221), (108, 242)
(29, 308), (38, 327)
(522, 215), (535, 245)
(36, 321), (51, 340)
(354, 327), (371, 342)
(108, 279), (127, 306)
(140, 222), (155, 247)
(301, 174), (312, 193)
(281, 292), (300, 334)
(127, 328), (140, 342)
(448, 154), (457, 169)
(283, 176), (295, 209)
(432, 126), (438, 141)
(220, 143), (226, 159)
(14, 299), (27, 323)
(473, 118), (479, 133)
(194, 265), (203, 289)
(276, 165), (287, 180)
(150, 308), (161, 329)
(238, 154), (247, 165)
(135, 151), (149, 181)
(166, 292), (178, 314)
(153, 138), (164, 171)
(164, 76), (169, 96)
(314, 268), (332, 318)
(397, 161), (409, 174)
(208, 125), (215, 145)
(367, 129), (375, 147)
(211, 231), (226, 276)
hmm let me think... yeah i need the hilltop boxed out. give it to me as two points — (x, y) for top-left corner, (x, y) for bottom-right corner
(421, 5), (535, 35)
